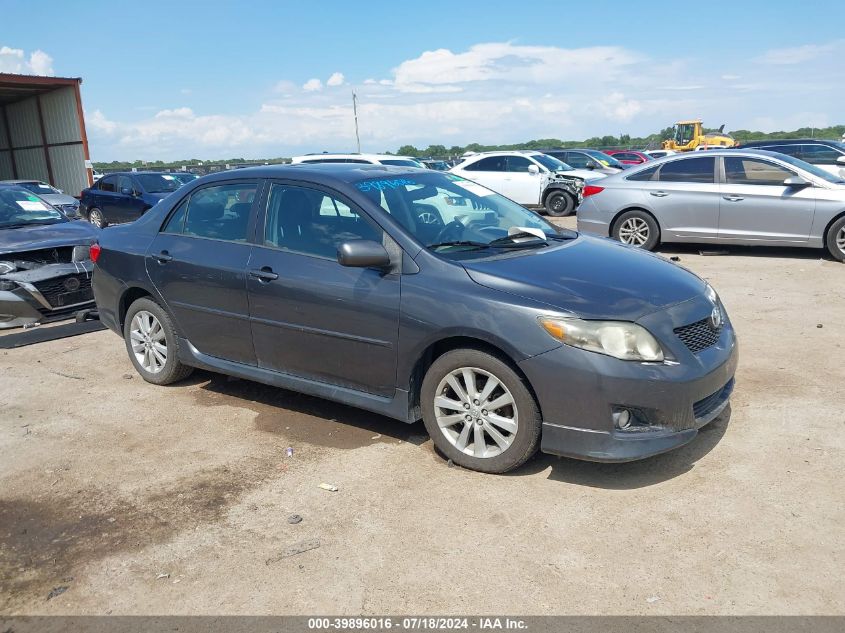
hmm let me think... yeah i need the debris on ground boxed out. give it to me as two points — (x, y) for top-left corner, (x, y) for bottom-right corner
(371, 434), (382, 440)
(266, 538), (321, 564)
(287, 514), (303, 524)
(122, 373), (133, 380)
(46, 586), (69, 601)
(816, 324), (823, 328)
(156, 573), (170, 580)
(646, 596), (660, 603)
(285, 447), (294, 457)
(447, 459), (454, 468)
(669, 256), (681, 262)
(318, 483), (338, 492)
(699, 250), (730, 256)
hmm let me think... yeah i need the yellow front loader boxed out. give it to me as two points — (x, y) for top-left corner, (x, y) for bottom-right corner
(662, 120), (736, 151)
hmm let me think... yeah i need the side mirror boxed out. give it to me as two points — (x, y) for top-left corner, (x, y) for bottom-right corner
(586, 163), (596, 170)
(527, 164), (540, 175)
(836, 156), (845, 166)
(337, 240), (391, 269)
(120, 187), (133, 196)
(783, 176), (811, 188)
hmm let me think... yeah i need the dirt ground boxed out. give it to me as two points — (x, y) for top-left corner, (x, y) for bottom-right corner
(1, 218), (843, 615)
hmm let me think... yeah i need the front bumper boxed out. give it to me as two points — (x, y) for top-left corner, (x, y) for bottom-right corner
(0, 262), (95, 329)
(519, 295), (738, 462)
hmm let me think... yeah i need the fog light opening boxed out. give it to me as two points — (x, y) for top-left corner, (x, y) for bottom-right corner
(612, 409), (632, 430)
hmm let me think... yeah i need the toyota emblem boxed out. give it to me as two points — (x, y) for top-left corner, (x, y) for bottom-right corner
(710, 306), (722, 329)
(63, 277), (81, 292)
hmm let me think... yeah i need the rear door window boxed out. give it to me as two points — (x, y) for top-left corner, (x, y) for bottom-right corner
(167, 182), (258, 242)
(464, 157), (506, 171)
(799, 144), (842, 165)
(99, 175), (118, 192)
(657, 157), (715, 183)
(506, 156), (534, 172)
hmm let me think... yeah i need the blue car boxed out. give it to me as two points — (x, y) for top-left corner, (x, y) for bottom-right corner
(79, 172), (183, 228)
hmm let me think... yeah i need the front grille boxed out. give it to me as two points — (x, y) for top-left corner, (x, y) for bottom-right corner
(32, 273), (93, 309)
(693, 378), (735, 420)
(674, 317), (721, 354)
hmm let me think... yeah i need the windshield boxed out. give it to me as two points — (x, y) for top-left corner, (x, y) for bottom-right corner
(583, 150), (623, 168)
(172, 173), (198, 184)
(774, 152), (845, 184)
(0, 187), (65, 228)
(18, 182), (60, 196)
(380, 159), (425, 168)
(534, 154), (574, 172)
(135, 173), (182, 193)
(354, 172), (572, 258)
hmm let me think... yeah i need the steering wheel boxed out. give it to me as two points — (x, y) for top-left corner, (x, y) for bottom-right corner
(433, 219), (465, 244)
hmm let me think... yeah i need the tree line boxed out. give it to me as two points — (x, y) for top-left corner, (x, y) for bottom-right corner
(93, 124), (844, 169)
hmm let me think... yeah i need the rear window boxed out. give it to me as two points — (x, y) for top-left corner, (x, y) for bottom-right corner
(658, 157), (715, 183)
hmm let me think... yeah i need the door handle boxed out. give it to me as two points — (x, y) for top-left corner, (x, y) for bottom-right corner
(723, 195), (744, 202)
(153, 251), (173, 264)
(249, 267), (279, 282)
(649, 191), (669, 197)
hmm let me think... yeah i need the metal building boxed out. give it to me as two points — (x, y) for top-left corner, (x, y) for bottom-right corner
(0, 73), (93, 197)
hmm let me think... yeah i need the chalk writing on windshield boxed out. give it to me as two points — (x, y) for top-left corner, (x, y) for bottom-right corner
(356, 178), (417, 193)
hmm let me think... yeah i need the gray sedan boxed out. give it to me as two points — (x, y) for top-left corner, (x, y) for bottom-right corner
(576, 149), (845, 261)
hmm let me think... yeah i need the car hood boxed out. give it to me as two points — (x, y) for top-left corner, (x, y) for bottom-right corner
(39, 193), (79, 206)
(461, 235), (706, 321)
(0, 221), (99, 255)
(553, 169), (605, 181)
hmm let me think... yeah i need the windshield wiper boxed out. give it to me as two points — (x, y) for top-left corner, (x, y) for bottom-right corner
(487, 232), (551, 248)
(427, 240), (491, 251)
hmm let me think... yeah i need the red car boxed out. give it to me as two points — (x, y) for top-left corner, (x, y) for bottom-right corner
(603, 150), (651, 165)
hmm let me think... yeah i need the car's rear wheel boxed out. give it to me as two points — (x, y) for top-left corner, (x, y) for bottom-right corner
(421, 349), (541, 473)
(123, 297), (193, 385)
(88, 207), (107, 228)
(544, 191), (575, 217)
(612, 210), (660, 250)
(825, 216), (845, 262)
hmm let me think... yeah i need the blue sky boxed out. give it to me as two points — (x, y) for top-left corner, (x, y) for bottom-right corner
(1, 0), (843, 160)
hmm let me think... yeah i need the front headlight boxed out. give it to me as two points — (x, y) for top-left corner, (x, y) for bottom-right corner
(539, 316), (665, 362)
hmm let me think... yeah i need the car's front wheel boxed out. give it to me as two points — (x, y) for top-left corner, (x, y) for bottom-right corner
(123, 297), (193, 385)
(88, 207), (107, 228)
(544, 191), (575, 217)
(421, 349), (541, 473)
(612, 210), (660, 250)
(826, 216), (845, 262)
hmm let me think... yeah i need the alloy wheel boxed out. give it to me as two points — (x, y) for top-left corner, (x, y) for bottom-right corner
(433, 366), (518, 458)
(89, 209), (104, 228)
(130, 310), (167, 373)
(618, 217), (650, 246)
(837, 226), (845, 255)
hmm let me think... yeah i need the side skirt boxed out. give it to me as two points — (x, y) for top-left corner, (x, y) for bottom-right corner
(177, 338), (416, 423)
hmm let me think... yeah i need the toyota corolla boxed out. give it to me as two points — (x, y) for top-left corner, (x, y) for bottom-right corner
(92, 165), (737, 473)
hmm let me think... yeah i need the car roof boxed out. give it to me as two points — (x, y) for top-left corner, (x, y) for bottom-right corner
(740, 139), (842, 146)
(462, 150), (544, 158)
(192, 162), (426, 186)
(292, 153), (417, 161)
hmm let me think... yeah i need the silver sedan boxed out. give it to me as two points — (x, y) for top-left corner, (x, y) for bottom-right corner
(576, 149), (845, 261)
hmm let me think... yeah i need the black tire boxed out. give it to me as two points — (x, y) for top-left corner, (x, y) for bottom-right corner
(825, 216), (845, 262)
(123, 297), (193, 385)
(88, 207), (107, 228)
(421, 349), (541, 474)
(544, 191), (575, 217)
(612, 209), (660, 251)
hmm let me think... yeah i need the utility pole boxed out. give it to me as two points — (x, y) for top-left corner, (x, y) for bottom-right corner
(352, 90), (361, 153)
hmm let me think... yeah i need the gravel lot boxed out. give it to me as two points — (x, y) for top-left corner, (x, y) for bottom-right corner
(1, 217), (843, 615)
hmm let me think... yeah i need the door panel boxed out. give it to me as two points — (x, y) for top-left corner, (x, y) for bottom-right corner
(719, 156), (815, 242)
(247, 183), (400, 395)
(146, 181), (260, 364)
(643, 156), (720, 241)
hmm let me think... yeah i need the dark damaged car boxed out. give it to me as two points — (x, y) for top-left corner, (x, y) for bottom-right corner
(93, 165), (738, 474)
(0, 186), (98, 329)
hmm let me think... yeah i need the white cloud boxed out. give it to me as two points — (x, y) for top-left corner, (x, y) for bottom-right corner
(302, 78), (323, 92)
(757, 40), (843, 65)
(0, 45), (54, 75)
(86, 39), (845, 160)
